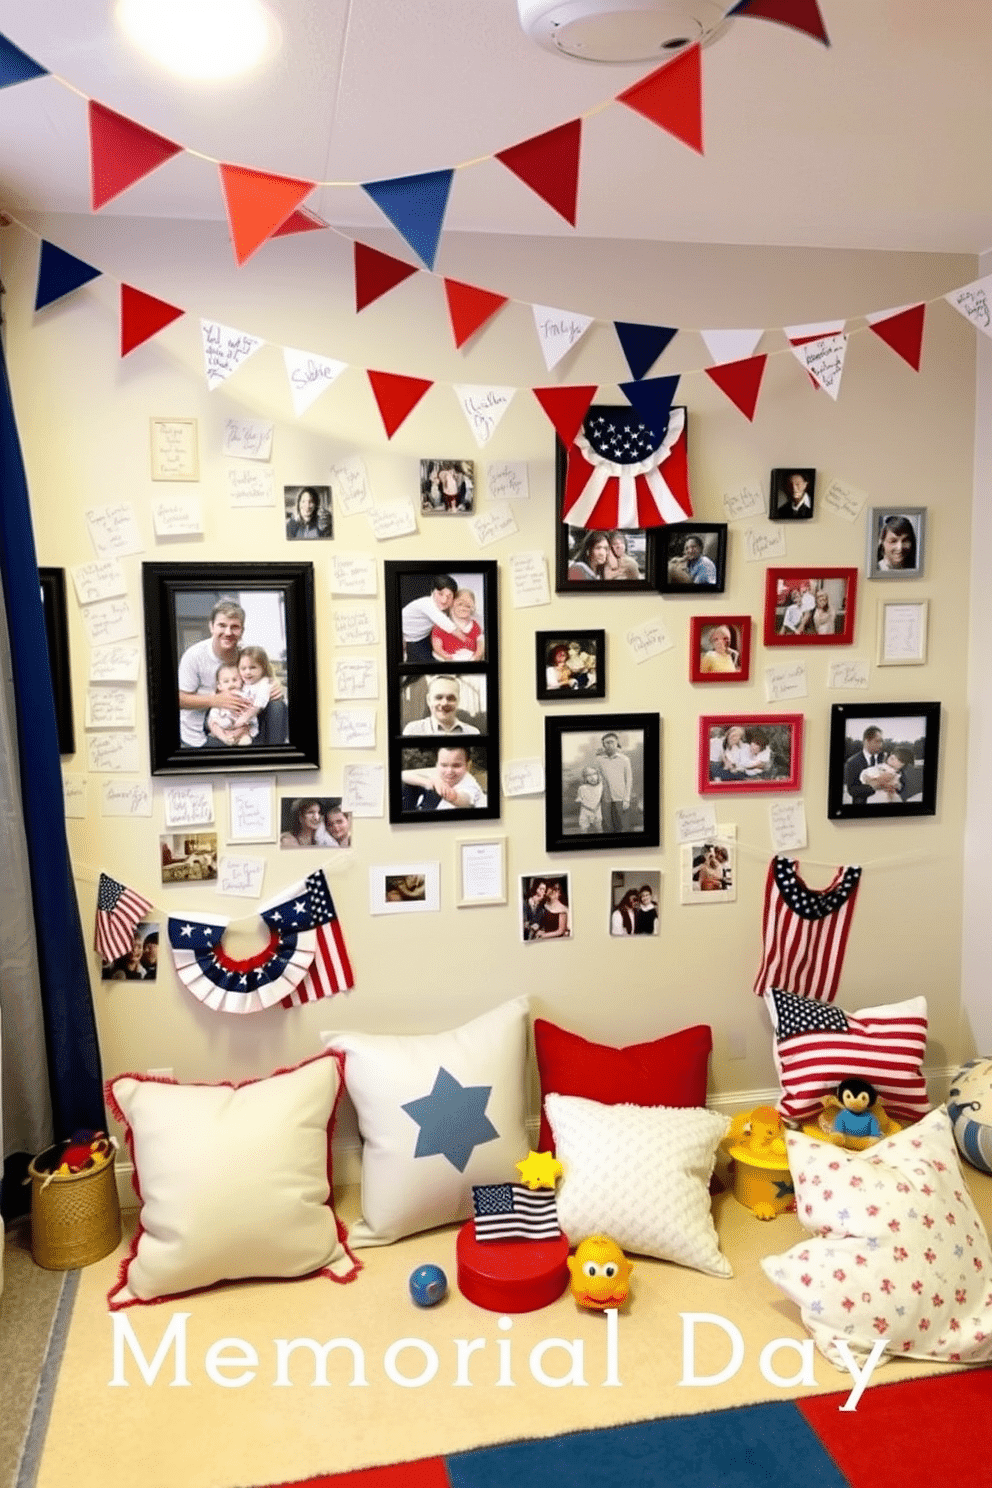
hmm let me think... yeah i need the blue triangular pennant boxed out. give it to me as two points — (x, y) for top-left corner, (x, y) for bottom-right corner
(619, 374), (681, 441)
(35, 241), (101, 311)
(614, 321), (678, 381)
(360, 169), (454, 271)
(0, 32), (47, 89)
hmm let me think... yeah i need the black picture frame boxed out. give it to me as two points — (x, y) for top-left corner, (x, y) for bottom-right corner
(141, 562), (319, 776)
(769, 467), (816, 521)
(544, 712), (660, 853)
(384, 560), (500, 824)
(535, 630), (606, 701)
(38, 567), (74, 756)
(827, 702), (941, 819)
(657, 523), (728, 594)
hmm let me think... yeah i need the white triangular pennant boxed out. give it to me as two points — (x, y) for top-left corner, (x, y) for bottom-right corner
(700, 328), (764, 365)
(453, 385), (516, 448)
(945, 275), (992, 339)
(531, 304), (594, 372)
(785, 318), (845, 345)
(283, 347), (347, 416)
(201, 319), (264, 391)
(791, 332), (848, 401)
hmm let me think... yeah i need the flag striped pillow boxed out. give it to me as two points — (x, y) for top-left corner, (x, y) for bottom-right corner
(764, 988), (930, 1123)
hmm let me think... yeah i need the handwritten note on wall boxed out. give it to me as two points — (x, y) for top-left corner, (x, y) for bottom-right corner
(827, 658), (870, 689)
(508, 551), (550, 608)
(228, 779), (274, 842)
(329, 456), (373, 516)
(487, 462), (529, 501)
(81, 598), (137, 646)
(86, 733), (140, 773)
(90, 643), (140, 683)
(101, 779), (153, 817)
(85, 687), (137, 729)
(341, 763), (385, 816)
(722, 481), (765, 523)
(332, 605), (379, 647)
(330, 709), (376, 749)
(675, 805), (717, 843)
(468, 503), (518, 548)
(764, 662), (808, 703)
(150, 418), (198, 482)
(163, 784), (215, 828)
(153, 498), (203, 537)
(227, 464), (275, 506)
(85, 504), (142, 559)
(218, 855), (266, 898)
(330, 554), (378, 596)
(769, 799), (808, 852)
(501, 758), (545, 797)
(222, 418), (273, 461)
(71, 560), (127, 606)
(367, 501), (417, 541)
(820, 476), (867, 522)
(333, 658), (378, 700)
(743, 524), (787, 562)
(625, 619), (673, 662)
(63, 774), (87, 818)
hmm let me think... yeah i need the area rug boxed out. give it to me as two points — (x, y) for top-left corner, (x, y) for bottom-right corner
(260, 1370), (992, 1488)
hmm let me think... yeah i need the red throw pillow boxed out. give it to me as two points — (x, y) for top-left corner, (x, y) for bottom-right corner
(533, 1019), (713, 1153)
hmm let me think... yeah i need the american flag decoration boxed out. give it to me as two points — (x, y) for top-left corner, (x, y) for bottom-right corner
(765, 988), (930, 1124)
(560, 404), (692, 530)
(472, 1183), (561, 1242)
(94, 872), (154, 965)
(281, 869), (354, 1008)
(753, 858), (862, 1003)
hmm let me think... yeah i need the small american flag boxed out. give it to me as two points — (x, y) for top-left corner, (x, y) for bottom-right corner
(281, 869), (354, 1007)
(94, 872), (154, 965)
(472, 1183), (560, 1242)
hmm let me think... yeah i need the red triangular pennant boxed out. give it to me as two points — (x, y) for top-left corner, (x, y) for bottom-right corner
(616, 45), (703, 154)
(704, 355), (767, 422)
(219, 163), (315, 266)
(355, 243), (420, 313)
(120, 285), (184, 357)
(89, 101), (182, 211)
(732, 0), (829, 44)
(496, 119), (582, 227)
(532, 386), (597, 447)
(271, 207), (328, 237)
(443, 279), (509, 349)
(366, 370), (433, 439)
(867, 304), (925, 372)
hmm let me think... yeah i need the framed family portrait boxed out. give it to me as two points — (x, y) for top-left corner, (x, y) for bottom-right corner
(699, 714), (804, 795)
(39, 567), (74, 755)
(690, 616), (752, 684)
(420, 459), (475, 515)
(769, 468), (816, 521)
(827, 702), (940, 819)
(535, 630), (605, 701)
(384, 560), (500, 824)
(657, 523), (727, 595)
(544, 713), (660, 853)
(763, 567), (857, 646)
(141, 562), (319, 776)
(866, 506), (926, 579)
(554, 403), (691, 593)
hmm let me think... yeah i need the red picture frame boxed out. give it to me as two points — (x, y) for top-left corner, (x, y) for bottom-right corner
(698, 713), (804, 795)
(763, 567), (857, 646)
(690, 616), (752, 684)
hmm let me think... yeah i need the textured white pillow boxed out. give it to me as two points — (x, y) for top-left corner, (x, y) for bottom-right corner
(762, 1108), (992, 1367)
(106, 1052), (358, 1310)
(545, 1094), (732, 1277)
(321, 997), (530, 1247)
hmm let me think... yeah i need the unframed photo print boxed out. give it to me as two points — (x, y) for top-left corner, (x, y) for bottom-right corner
(370, 863), (440, 914)
(284, 485), (333, 541)
(160, 831), (218, 884)
(680, 832), (737, 905)
(609, 870), (660, 935)
(520, 872), (572, 942)
(101, 920), (159, 980)
(419, 459), (475, 515)
(278, 796), (353, 849)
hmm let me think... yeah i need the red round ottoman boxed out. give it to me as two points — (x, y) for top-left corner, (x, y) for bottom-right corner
(456, 1221), (571, 1312)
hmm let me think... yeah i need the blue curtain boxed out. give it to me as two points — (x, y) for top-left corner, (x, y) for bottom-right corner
(0, 336), (104, 1154)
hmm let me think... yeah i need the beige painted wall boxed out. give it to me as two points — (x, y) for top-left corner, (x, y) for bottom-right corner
(0, 220), (978, 1144)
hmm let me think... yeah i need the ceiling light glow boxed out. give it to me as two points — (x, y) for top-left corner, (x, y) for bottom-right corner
(116, 0), (279, 81)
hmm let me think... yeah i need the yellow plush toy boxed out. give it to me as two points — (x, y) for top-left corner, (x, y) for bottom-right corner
(567, 1235), (633, 1311)
(723, 1106), (794, 1220)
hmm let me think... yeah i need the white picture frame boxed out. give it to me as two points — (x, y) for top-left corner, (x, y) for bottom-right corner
(369, 863), (440, 915)
(456, 836), (507, 907)
(150, 417), (199, 482)
(679, 828), (737, 905)
(877, 599), (929, 666)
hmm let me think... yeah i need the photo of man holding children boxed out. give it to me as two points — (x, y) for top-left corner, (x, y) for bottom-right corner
(175, 589), (289, 751)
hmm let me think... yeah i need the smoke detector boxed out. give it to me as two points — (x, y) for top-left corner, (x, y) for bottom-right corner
(517, 0), (729, 64)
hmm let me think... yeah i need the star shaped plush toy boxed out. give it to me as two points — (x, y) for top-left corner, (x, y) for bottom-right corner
(515, 1150), (563, 1190)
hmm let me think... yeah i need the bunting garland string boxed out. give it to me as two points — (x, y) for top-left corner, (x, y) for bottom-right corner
(0, 0), (829, 272)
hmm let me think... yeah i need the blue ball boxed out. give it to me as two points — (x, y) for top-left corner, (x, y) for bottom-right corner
(409, 1263), (447, 1307)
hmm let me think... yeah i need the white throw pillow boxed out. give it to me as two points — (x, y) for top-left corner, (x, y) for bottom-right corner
(545, 1094), (732, 1277)
(106, 1051), (358, 1310)
(321, 997), (529, 1247)
(762, 1108), (992, 1367)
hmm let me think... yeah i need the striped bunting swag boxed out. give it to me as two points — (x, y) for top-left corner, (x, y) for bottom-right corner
(765, 988), (930, 1124)
(472, 1183), (561, 1242)
(753, 857), (862, 1003)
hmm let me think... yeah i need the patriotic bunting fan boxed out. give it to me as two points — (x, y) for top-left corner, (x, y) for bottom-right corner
(560, 405), (692, 530)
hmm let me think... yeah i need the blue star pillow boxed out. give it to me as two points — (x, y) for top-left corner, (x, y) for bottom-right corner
(321, 998), (529, 1246)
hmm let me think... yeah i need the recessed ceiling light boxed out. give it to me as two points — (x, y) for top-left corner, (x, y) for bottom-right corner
(116, 0), (280, 81)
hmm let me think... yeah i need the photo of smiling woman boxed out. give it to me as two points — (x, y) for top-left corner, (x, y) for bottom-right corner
(868, 508), (925, 579)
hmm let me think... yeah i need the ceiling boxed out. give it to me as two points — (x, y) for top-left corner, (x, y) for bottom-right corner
(0, 0), (989, 260)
